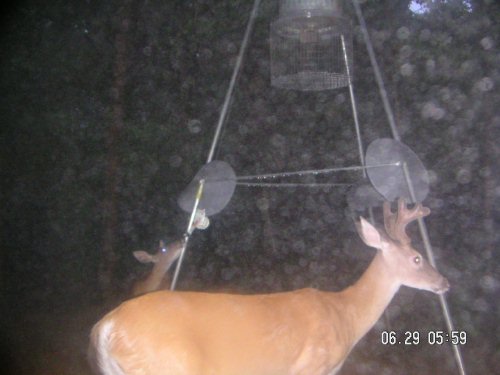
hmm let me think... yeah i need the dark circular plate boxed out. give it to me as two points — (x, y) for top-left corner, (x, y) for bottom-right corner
(177, 160), (236, 216)
(365, 138), (429, 202)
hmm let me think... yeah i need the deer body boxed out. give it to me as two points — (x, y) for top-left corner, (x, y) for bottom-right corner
(90, 200), (449, 375)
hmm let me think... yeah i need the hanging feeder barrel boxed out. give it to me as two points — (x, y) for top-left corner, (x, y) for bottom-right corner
(270, 0), (353, 91)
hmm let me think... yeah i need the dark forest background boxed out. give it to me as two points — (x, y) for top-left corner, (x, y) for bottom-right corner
(1, 0), (498, 373)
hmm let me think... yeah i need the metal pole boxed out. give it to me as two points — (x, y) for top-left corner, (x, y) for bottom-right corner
(237, 162), (399, 181)
(172, 0), (261, 290)
(170, 179), (205, 290)
(401, 163), (467, 375)
(349, 2), (466, 371)
(351, 0), (401, 142)
(206, 0), (261, 163)
(341, 34), (366, 178)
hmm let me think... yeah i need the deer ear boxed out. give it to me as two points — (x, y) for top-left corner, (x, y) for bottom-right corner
(356, 217), (385, 250)
(133, 251), (157, 264)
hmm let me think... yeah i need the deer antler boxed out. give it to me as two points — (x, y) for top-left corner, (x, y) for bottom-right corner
(383, 198), (430, 244)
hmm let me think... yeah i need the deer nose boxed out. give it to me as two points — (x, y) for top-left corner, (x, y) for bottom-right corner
(434, 277), (450, 294)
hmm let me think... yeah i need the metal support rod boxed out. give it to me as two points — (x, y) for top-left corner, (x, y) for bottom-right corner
(351, 0), (401, 142)
(172, 0), (261, 289)
(170, 179), (206, 290)
(348, 3), (465, 369)
(206, 0), (261, 163)
(341, 34), (366, 178)
(237, 162), (399, 181)
(236, 182), (351, 188)
(401, 163), (467, 375)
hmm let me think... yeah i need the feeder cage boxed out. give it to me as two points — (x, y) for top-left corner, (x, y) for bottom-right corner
(270, 0), (353, 91)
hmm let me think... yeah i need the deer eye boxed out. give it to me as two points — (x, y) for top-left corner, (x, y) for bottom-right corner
(413, 256), (421, 265)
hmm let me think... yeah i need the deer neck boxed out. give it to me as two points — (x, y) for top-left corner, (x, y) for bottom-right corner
(336, 250), (400, 343)
(145, 253), (175, 288)
(148, 254), (172, 285)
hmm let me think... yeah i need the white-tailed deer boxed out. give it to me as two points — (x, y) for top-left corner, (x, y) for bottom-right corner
(90, 199), (449, 375)
(131, 239), (184, 296)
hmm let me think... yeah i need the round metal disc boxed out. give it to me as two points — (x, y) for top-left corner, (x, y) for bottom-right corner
(365, 138), (429, 203)
(177, 160), (236, 216)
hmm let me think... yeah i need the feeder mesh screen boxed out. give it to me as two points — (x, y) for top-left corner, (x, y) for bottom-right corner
(270, 16), (352, 91)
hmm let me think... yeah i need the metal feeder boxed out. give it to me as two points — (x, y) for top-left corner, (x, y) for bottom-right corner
(270, 0), (353, 91)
